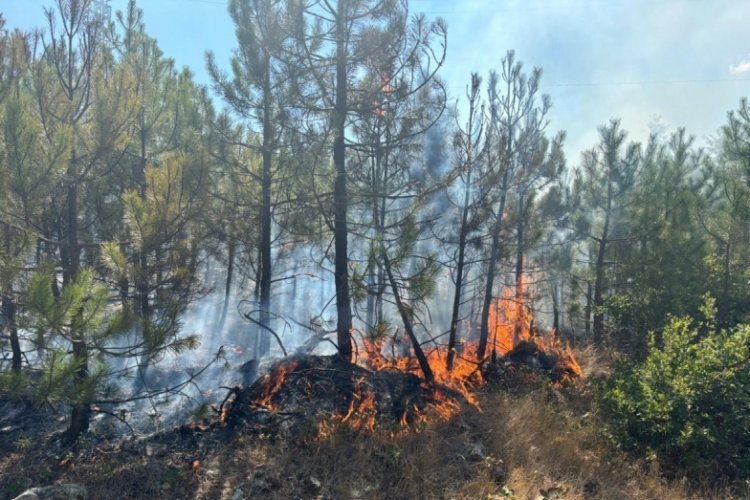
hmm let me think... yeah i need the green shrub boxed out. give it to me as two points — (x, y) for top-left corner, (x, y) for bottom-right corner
(600, 297), (750, 479)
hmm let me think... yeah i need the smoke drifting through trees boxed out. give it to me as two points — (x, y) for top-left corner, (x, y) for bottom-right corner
(0, 0), (749, 447)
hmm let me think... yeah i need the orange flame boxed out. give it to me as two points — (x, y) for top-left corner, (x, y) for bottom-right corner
(486, 280), (582, 379)
(338, 376), (377, 432)
(253, 277), (580, 439)
(253, 360), (299, 411)
(555, 343), (583, 379)
(488, 283), (534, 355)
(356, 336), (482, 418)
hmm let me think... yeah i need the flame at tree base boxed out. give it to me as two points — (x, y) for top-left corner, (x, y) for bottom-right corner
(225, 283), (581, 438)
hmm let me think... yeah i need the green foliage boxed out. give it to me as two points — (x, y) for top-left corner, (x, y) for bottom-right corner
(0, 370), (30, 398)
(607, 130), (710, 335)
(0, 1), (210, 441)
(600, 296), (750, 478)
(23, 267), (130, 402)
(27, 267), (108, 337)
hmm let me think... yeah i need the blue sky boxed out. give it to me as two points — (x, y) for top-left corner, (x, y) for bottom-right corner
(4, 0), (750, 162)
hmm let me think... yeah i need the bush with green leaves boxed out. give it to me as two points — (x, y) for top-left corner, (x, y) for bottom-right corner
(600, 296), (750, 479)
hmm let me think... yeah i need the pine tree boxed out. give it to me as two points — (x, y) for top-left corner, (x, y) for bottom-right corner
(207, 0), (292, 357)
(287, 0), (414, 362)
(574, 119), (640, 343)
(477, 52), (555, 359)
(445, 73), (485, 370)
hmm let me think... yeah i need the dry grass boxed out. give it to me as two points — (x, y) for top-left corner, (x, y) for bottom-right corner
(573, 343), (627, 381)
(185, 417), (499, 499)
(181, 381), (731, 499)
(476, 389), (686, 499)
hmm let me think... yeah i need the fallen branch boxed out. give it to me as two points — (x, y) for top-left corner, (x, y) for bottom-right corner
(241, 312), (288, 357)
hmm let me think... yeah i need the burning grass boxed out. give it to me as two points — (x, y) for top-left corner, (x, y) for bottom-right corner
(224, 285), (583, 440)
(223, 354), (469, 439)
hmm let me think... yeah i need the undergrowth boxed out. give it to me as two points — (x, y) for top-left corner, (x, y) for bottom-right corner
(0, 345), (741, 499)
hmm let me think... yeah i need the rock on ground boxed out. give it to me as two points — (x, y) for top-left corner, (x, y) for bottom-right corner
(12, 484), (87, 500)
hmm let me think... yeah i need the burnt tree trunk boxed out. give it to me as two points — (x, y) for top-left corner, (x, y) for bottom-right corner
(552, 280), (560, 334)
(449, 74), (482, 370)
(447, 167), (472, 371)
(366, 127), (386, 335)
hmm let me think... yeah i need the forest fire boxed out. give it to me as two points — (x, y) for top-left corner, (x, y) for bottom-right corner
(336, 376), (377, 432)
(489, 287), (534, 355)
(224, 283), (581, 439)
(486, 287), (583, 380)
(252, 361), (299, 411)
(356, 336), (483, 411)
(356, 282), (581, 391)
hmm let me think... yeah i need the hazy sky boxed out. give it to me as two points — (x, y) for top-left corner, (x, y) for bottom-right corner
(4, 0), (750, 163)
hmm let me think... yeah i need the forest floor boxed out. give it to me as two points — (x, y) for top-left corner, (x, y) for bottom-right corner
(0, 346), (739, 500)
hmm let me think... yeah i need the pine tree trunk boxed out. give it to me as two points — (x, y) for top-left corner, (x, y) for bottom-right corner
(719, 241), (731, 326)
(513, 192), (525, 344)
(138, 251), (149, 318)
(366, 256), (376, 332)
(366, 134), (384, 335)
(381, 251), (434, 383)
(64, 151), (89, 444)
(584, 281), (592, 336)
(333, 3), (353, 362)
(3, 292), (21, 373)
(135, 112), (150, 318)
(64, 339), (90, 444)
(478, 174), (508, 360)
(133, 129), (152, 392)
(375, 142), (387, 330)
(552, 280), (560, 334)
(2, 224), (21, 372)
(593, 181), (612, 344)
(258, 52), (273, 357)
(449, 78), (481, 370)
(447, 168), (472, 371)
(59, 218), (70, 289)
(218, 237), (235, 336)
